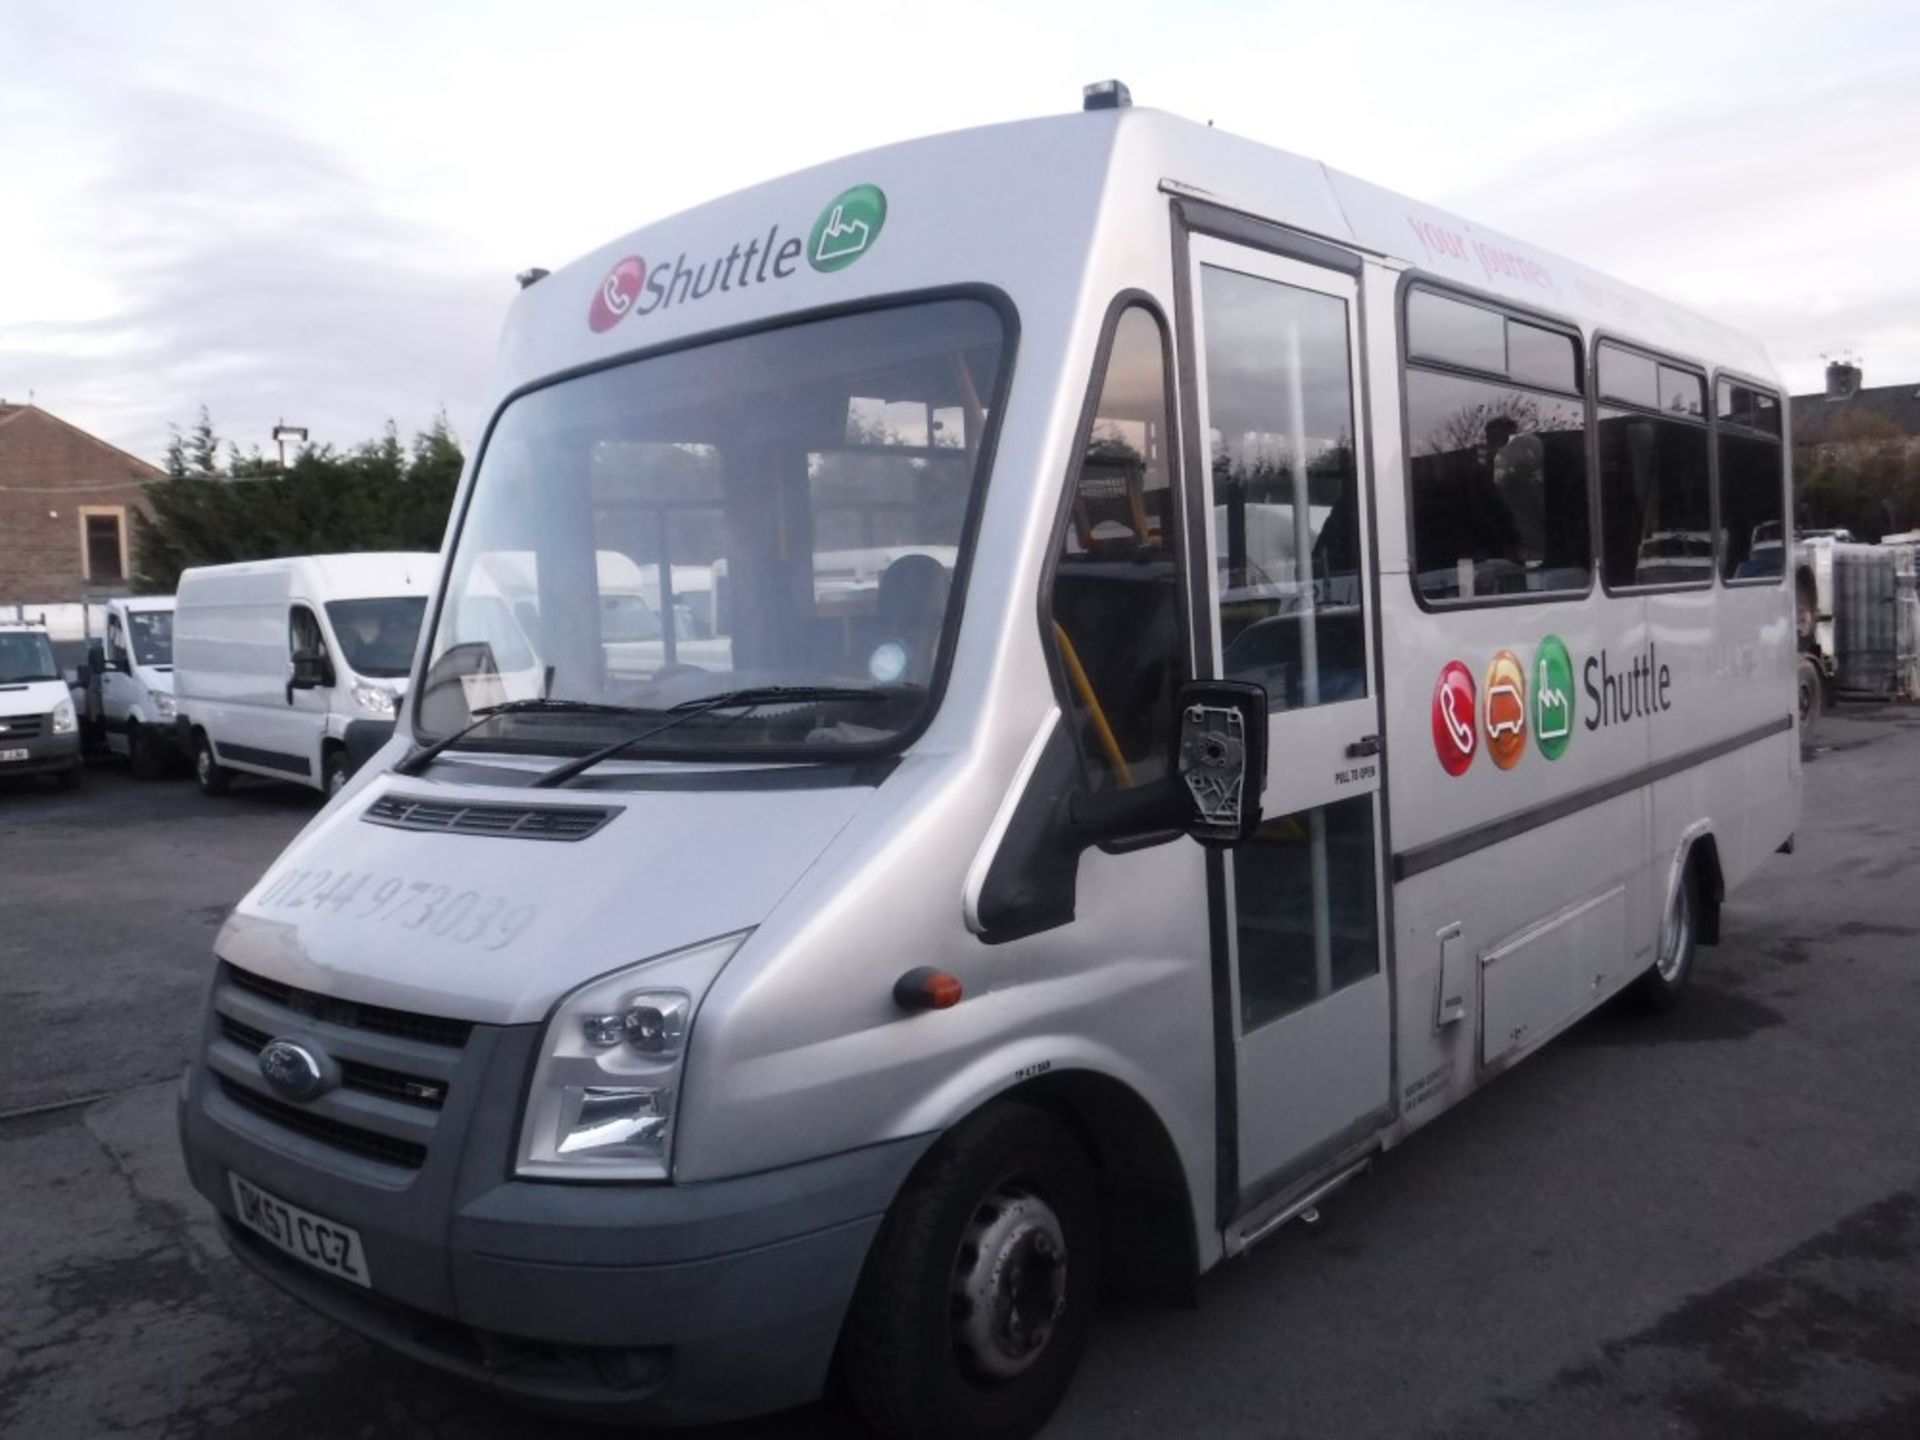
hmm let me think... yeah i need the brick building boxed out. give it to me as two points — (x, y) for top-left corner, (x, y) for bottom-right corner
(0, 403), (163, 605)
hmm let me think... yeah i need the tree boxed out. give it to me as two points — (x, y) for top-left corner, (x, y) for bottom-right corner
(133, 410), (465, 592)
(1793, 408), (1920, 540)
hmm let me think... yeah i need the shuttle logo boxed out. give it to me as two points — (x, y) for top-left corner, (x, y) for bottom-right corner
(1534, 635), (1575, 760)
(1483, 650), (1528, 770)
(1432, 661), (1478, 776)
(586, 183), (888, 333)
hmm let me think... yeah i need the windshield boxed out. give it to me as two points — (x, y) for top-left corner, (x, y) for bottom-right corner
(0, 632), (60, 684)
(326, 597), (428, 678)
(128, 609), (173, 668)
(416, 297), (1007, 757)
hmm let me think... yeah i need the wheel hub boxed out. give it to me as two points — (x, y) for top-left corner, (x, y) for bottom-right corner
(950, 1185), (1068, 1381)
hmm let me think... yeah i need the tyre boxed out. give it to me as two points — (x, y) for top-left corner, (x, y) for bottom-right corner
(322, 748), (351, 798)
(193, 732), (232, 796)
(126, 724), (163, 780)
(1796, 656), (1823, 736)
(1630, 861), (1698, 1013)
(841, 1104), (1099, 1440)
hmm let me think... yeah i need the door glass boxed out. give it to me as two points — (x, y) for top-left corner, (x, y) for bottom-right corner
(1234, 795), (1379, 1030)
(1047, 305), (1182, 792)
(1200, 265), (1366, 712)
(290, 607), (324, 659)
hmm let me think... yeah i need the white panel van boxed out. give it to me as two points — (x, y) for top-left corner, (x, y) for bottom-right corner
(74, 595), (180, 777)
(0, 623), (82, 789)
(174, 554), (434, 796)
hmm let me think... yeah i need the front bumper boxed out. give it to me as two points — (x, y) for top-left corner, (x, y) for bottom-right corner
(177, 965), (930, 1425)
(0, 728), (80, 775)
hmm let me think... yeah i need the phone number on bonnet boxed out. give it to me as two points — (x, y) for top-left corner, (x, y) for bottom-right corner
(252, 867), (537, 950)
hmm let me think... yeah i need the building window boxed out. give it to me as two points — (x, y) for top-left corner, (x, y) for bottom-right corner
(80, 507), (128, 583)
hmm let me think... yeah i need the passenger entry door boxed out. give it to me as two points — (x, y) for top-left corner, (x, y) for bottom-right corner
(1187, 238), (1391, 1203)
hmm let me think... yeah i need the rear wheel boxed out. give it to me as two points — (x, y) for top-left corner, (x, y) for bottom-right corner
(193, 732), (232, 796)
(1631, 861), (1698, 1013)
(1796, 656), (1824, 736)
(841, 1105), (1099, 1440)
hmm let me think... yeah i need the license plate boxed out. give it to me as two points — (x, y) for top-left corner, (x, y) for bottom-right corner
(0, 748), (27, 763)
(228, 1173), (372, 1288)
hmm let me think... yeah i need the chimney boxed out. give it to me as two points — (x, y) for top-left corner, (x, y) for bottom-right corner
(1825, 359), (1862, 399)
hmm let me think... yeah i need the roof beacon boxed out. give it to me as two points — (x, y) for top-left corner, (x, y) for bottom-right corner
(1083, 79), (1132, 111)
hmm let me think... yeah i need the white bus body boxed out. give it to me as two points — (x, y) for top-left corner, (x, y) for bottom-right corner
(178, 92), (1798, 1437)
(174, 553), (435, 796)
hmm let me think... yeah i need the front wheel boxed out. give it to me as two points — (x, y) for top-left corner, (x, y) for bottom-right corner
(841, 1104), (1099, 1440)
(193, 733), (232, 796)
(126, 724), (163, 780)
(1796, 656), (1824, 737)
(1630, 863), (1698, 1013)
(322, 749), (351, 798)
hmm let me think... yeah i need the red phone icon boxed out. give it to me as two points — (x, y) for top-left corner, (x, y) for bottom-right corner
(1432, 662), (1477, 776)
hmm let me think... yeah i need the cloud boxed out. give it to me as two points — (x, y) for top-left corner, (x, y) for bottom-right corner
(0, 84), (502, 462)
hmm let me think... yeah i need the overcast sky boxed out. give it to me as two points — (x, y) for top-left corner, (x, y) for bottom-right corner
(3, 0), (1916, 466)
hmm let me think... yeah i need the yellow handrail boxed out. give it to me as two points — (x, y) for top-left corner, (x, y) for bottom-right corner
(1052, 621), (1133, 787)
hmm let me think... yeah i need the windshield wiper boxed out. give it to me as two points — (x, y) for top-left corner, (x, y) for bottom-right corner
(392, 698), (650, 778)
(531, 685), (901, 789)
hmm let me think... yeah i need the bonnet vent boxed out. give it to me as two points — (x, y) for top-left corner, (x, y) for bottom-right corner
(363, 794), (617, 841)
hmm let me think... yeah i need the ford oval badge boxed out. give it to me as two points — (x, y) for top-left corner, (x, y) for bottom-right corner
(258, 1039), (329, 1102)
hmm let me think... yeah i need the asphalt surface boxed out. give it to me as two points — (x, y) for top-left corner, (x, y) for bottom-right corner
(3, 710), (1919, 1439)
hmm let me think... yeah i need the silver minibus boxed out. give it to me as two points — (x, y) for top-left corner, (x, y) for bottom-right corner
(178, 82), (1800, 1438)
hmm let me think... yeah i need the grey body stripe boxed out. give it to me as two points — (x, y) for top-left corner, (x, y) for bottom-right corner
(1393, 714), (1793, 881)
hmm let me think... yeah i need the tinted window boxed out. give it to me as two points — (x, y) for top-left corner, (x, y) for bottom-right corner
(1407, 291), (1505, 372)
(1720, 431), (1785, 581)
(1659, 365), (1705, 417)
(1599, 346), (1659, 409)
(1201, 264), (1365, 712)
(1235, 794), (1378, 1030)
(1507, 320), (1578, 392)
(1598, 408), (1711, 588)
(1048, 306), (1182, 791)
(1407, 369), (1589, 599)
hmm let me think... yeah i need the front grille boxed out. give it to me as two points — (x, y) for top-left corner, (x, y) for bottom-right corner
(224, 965), (473, 1049)
(216, 1076), (429, 1169)
(0, 714), (45, 739)
(363, 793), (616, 842)
(211, 963), (469, 1173)
(219, 1015), (448, 1109)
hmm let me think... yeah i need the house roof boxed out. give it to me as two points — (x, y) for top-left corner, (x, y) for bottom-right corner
(0, 403), (163, 478)
(1790, 381), (1920, 439)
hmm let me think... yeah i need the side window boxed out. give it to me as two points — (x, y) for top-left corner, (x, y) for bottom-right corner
(1716, 379), (1786, 582)
(1596, 343), (1711, 589)
(1404, 289), (1589, 602)
(106, 615), (128, 669)
(1047, 305), (1182, 792)
(289, 605), (326, 660)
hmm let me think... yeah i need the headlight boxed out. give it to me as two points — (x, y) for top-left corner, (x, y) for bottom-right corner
(150, 690), (177, 721)
(350, 680), (397, 715)
(51, 699), (77, 735)
(517, 930), (749, 1181)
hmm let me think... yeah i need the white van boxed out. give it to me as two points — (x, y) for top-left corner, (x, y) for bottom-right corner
(178, 88), (1799, 1438)
(73, 595), (180, 776)
(174, 554), (434, 796)
(0, 623), (81, 789)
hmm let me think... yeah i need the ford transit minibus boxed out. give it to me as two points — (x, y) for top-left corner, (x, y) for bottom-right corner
(179, 85), (1799, 1438)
